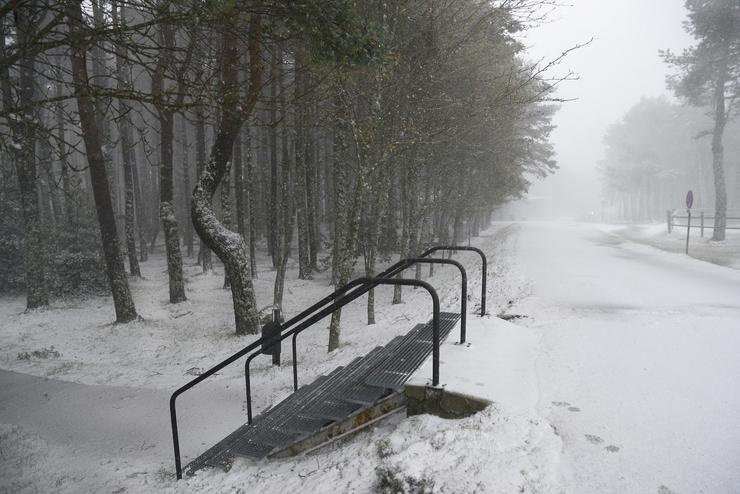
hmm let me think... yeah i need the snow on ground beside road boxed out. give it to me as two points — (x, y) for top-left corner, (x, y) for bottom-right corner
(601, 222), (740, 269)
(2, 224), (553, 493)
(7, 220), (735, 493)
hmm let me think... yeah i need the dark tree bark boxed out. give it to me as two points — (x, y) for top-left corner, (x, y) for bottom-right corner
(245, 120), (258, 277)
(1, 7), (49, 309)
(221, 154), (232, 288)
(181, 116), (194, 258)
(158, 109), (187, 302)
(152, 3), (187, 302)
(132, 140), (148, 262)
(66, 0), (138, 322)
(268, 55), (279, 268)
(294, 49), (311, 280)
(192, 14), (262, 335)
(113, 2), (140, 278)
(273, 60), (294, 309)
(305, 94), (319, 272)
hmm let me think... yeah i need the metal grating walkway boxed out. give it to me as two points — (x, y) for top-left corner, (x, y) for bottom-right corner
(184, 312), (460, 476)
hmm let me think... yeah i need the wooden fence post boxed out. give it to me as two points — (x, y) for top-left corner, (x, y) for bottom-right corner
(700, 211), (705, 237)
(667, 209), (672, 233)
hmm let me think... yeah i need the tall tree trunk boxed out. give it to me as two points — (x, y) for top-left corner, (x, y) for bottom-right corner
(268, 55), (279, 268)
(273, 77), (294, 310)
(66, 1), (138, 322)
(328, 178), (365, 351)
(158, 109), (187, 302)
(1, 8), (49, 309)
(132, 140), (148, 262)
(195, 110), (212, 272)
(365, 164), (391, 325)
(90, 0), (114, 209)
(306, 97), (319, 271)
(392, 166), (412, 304)
(245, 121), (258, 277)
(233, 130), (246, 239)
(113, 2), (140, 277)
(180, 116), (194, 258)
(711, 73), (728, 241)
(192, 15), (262, 335)
(294, 49), (311, 279)
(221, 153), (232, 288)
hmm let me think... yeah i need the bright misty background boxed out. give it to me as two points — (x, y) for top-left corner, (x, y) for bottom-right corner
(516, 0), (695, 219)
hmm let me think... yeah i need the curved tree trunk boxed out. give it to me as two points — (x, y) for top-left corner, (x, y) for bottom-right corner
(193, 122), (259, 335)
(192, 16), (262, 335)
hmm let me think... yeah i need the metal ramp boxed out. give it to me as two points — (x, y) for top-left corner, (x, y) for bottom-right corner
(184, 312), (460, 476)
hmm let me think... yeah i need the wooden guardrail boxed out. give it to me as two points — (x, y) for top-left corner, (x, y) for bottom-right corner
(667, 209), (740, 236)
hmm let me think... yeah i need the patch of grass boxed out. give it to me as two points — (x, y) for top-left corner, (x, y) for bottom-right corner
(16, 346), (61, 360)
(375, 465), (435, 494)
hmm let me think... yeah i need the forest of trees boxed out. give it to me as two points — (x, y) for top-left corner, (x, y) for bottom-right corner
(602, 0), (740, 239)
(599, 96), (740, 223)
(0, 0), (558, 350)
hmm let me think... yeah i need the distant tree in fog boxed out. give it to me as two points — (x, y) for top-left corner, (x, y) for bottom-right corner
(662, 0), (740, 241)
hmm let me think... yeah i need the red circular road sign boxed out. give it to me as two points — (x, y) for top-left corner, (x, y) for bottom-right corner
(686, 190), (694, 209)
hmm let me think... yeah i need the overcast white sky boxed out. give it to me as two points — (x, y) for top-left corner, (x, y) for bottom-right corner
(517, 0), (695, 217)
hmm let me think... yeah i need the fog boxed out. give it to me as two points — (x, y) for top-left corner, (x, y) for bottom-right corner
(512, 0), (696, 220)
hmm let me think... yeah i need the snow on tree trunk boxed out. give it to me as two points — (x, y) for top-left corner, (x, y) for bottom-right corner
(195, 110), (212, 273)
(192, 20), (262, 335)
(159, 110), (187, 303)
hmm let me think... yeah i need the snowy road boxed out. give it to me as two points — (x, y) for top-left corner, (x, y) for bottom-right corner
(513, 222), (740, 494)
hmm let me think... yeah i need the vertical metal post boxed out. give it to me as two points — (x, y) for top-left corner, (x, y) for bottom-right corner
(431, 294), (440, 387)
(170, 399), (182, 479)
(667, 209), (672, 233)
(292, 335), (298, 391)
(686, 209), (691, 255)
(272, 308), (281, 366)
(700, 211), (705, 238)
(480, 255), (486, 316)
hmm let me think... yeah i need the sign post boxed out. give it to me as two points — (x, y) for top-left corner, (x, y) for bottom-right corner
(685, 190), (693, 255)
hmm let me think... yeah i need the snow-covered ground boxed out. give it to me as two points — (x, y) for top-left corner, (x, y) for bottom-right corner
(2, 221), (739, 493)
(602, 222), (740, 270)
(513, 221), (740, 494)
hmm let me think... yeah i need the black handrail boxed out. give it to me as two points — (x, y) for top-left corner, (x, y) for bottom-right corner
(172, 269), (408, 478)
(406, 258), (466, 343)
(420, 246), (486, 316)
(243, 270), (450, 423)
(170, 334), (266, 479)
(169, 245), (485, 479)
(286, 257), (467, 392)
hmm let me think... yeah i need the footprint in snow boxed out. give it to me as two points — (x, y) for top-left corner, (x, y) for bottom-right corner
(605, 445), (620, 453)
(658, 486), (678, 494)
(551, 401), (571, 407)
(584, 434), (604, 445)
(567, 406), (581, 412)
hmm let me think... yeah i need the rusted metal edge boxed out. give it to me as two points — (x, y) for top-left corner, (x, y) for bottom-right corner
(269, 392), (406, 459)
